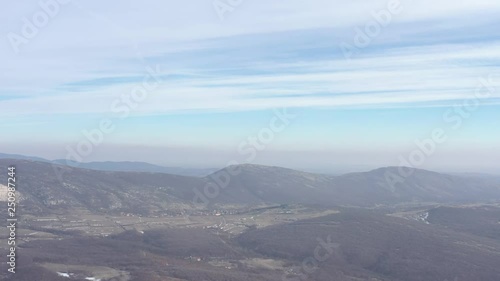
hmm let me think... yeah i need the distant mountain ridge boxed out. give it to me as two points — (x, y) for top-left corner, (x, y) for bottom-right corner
(207, 164), (500, 207)
(0, 152), (51, 163)
(51, 159), (217, 177)
(0, 152), (216, 177)
(1, 159), (499, 216)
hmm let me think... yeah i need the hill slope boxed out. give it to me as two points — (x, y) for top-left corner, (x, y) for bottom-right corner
(237, 209), (500, 281)
(207, 164), (500, 206)
(1, 160), (499, 215)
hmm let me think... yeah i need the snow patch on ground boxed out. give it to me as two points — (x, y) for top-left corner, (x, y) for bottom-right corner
(417, 212), (430, 224)
(57, 272), (71, 278)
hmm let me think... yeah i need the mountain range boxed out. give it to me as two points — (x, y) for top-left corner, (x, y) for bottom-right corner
(0, 153), (217, 177)
(1, 156), (500, 281)
(1, 158), (499, 216)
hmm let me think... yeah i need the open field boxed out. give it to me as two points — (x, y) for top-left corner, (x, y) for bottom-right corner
(0, 205), (339, 246)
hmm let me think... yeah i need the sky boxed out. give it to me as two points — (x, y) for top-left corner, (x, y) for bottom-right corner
(1, 0), (500, 173)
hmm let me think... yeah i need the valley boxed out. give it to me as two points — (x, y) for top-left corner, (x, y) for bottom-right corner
(0, 159), (499, 281)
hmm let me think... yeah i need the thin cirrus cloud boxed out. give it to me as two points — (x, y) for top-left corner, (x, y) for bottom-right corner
(1, 39), (499, 116)
(1, 0), (500, 115)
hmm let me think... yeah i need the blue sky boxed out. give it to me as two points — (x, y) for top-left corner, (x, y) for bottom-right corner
(1, 0), (499, 172)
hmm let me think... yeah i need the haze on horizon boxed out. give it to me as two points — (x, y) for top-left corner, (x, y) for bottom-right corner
(1, 0), (500, 174)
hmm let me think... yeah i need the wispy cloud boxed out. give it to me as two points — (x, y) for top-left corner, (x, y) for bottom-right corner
(1, 36), (499, 116)
(2, 1), (499, 110)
